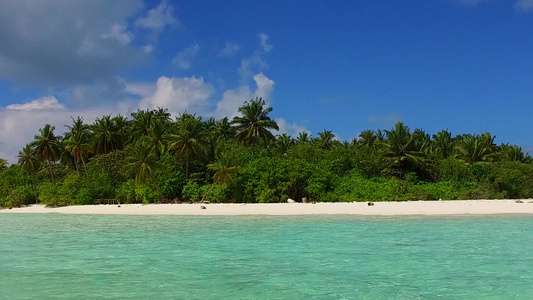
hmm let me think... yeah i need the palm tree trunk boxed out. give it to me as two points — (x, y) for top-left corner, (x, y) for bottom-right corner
(47, 158), (55, 182)
(201, 183), (216, 202)
(80, 154), (90, 185)
(154, 181), (163, 203)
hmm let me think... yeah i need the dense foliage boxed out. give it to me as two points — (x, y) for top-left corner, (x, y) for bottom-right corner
(2, 97), (533, 207)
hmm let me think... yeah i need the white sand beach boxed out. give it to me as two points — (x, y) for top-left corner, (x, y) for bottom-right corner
(1, 200), (532, 216)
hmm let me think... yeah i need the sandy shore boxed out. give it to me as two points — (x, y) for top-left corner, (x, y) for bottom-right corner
(1, 200), (533, 216)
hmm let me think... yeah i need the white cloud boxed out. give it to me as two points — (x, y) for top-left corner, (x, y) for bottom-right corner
(139, 76), (214, 116)
(135, 0), (177, 30)
(515, 0), (533, 11)
(219, 41), (241, 57)
(173, 43), (200, 69)
(125, 82), (156, 98)
(0, 100), (129, 164)
(215, 73), (275, 119)
(0, 71), (277, 163)
(238, 34), (272, 82)
(6, 96), (65, 111)
(259, 33), (273, 53)
(275, 118), (309, 137)
(252, 73), (275, 103)
(101, 23), (133, 45)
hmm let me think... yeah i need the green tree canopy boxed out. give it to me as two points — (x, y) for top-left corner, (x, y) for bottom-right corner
(232, 97), (279, 146)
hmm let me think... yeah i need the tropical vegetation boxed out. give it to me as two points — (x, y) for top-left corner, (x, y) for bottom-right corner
(1, 97), (533, 207)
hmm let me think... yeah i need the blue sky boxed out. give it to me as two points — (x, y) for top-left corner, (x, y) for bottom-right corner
(1, 0), (533, 162)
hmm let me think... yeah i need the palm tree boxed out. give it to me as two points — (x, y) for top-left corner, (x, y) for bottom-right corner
(92, 115), (120, 155)
(17, 144), (40, 203)
(276, 134), (294, 155)
(0, 158), (13, 200)
(123, 143), (163, 200)
(63, 132), (92, 177)
(432, 130), (454, 159)
(130, 109), (154, 142)
(296, 131), (310, 143)
(500, 144), (533, 163)
(168, 114), (206, 179)
(154, 107), (171, 122)
(112, 115), (130, 150)
(232, 98), (279, 146)
(64, 116), (89, 139)
(17, 144), (40, 174)
(214, 117), (236, 140)
(358, 129), (377, 148)
(143, 119), (171, 158)
(30, 124), (62, 181)
(203, 117), (220, 163)
(201, 153), (240, 202)
(454, 136), (496, 164)
(412, 128), (430, 154)
(317, 130), (335, 150)
(123, 144), (162, 186)
(381, 122), (426, 177)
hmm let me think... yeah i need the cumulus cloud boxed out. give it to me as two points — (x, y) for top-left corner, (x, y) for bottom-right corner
(101, 23), (134, 45)
(515, 0), (533, 11)
(0, 0), (145, 85)
(219, 42), (241, 57)
(215, 73), (275, 119)
(0, 99), (130, 163)
(135, 0), (177, 30)
(6, 96), (65, 111)
(275, 118), (309, 137)
(0, 71), (277, 162)
(239, 33), (273, 82)
(258, 33), (273, 53)
(173, 43), (200, 69)
(139, 76), (214, 116)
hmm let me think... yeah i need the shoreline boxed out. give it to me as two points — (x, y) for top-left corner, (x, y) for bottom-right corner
(1, 200), (533, 216)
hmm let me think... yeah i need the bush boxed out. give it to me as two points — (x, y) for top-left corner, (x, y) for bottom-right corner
(10, 185), (36, 206)
(75, 188), (95, 205)
(182, 181), (202, 202)
(38, 182), (66, 206)
(116, 180), (137, 203)
(157, 156), (186, 200)
(135, 185), (159, 204)
(204, 184), (230, 203)
(89, 170), (115, 199)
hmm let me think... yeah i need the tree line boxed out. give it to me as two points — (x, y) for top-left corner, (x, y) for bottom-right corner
(1, 98), (533, 207)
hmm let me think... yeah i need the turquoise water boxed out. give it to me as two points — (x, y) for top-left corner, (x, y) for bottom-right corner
(0, 215), (532, 299)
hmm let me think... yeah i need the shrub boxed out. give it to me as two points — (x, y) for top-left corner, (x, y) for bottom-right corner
(38, 182), (66, 206)
(116, 180), (137, 203)
(75, 188), (95, 205)
(10, 185), (36, 206)
(135, 185), (159, 204)
(182, 181), (202, 202)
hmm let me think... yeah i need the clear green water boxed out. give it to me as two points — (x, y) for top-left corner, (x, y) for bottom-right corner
(0, 215), (532, 299)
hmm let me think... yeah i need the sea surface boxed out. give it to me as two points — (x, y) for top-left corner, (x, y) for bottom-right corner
(0, 214), (531, 299)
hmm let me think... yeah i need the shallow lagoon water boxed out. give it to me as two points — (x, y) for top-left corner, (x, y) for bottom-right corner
(0, 214), (531, 299)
